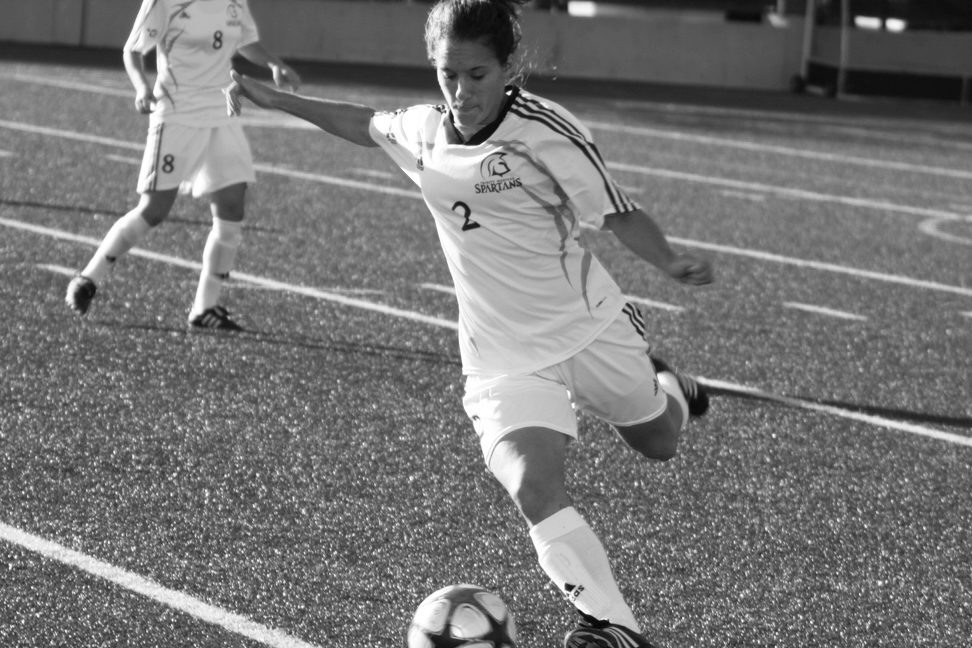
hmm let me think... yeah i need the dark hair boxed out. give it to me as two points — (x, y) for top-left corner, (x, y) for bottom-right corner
(424, 0), (529, 68)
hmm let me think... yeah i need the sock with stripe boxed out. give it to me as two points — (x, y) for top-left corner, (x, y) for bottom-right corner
(192, 217), (243, 316)
(529, 507), (642, 632)
(81, 211), (152, 282)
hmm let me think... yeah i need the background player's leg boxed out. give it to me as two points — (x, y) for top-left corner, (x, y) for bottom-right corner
(190, 183), (245, 324)
(66, 190), (177, 315)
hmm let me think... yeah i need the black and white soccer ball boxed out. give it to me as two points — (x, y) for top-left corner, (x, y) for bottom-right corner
(407, 584), (517, 648)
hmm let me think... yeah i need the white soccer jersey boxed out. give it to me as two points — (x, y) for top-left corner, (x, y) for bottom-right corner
(124, 0), (259, 126)
(370, 87), (640, 375)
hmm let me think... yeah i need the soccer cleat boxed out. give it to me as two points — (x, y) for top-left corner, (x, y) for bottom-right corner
(564, 614), (659, 648)
(188, 305), (243, 331)
(65, 275), (97, 316)
(650, 355), (709, 416)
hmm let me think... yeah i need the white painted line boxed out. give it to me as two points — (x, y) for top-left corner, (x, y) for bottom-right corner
(0, 522), (323, 648)
(105, 154), (140, 165)
(3, 218), (457, 331)
(622, 294), (685, 313)
(253, 162), (422, 200)
(589, 121), (972, 178)
(610, 162), (969, 223)
(420, 282), (456, 295)
(349, 168), (398, 180)
(918, 217), (972, 246)
(961, 312), (972, 319)
(698, 377), (972, 448)
(783, 302), (867, 321)
(0, 149), (14, 158)
(37, 263), (77, 276)
(666, 235), (972, 298)
(718, 189), (767, 202)
(6, 73), (132, 97)
(0, 118), (143, 151)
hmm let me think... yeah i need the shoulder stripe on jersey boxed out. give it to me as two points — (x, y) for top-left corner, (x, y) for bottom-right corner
(511, 95), (636, 214)
(622, 302), (646, 339)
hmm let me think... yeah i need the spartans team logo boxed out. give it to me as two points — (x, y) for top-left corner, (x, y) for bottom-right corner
(476, 152), (522, 194)
(227, 4), (242, 26)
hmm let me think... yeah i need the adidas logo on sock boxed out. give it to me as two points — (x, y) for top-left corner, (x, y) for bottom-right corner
(565, 583), (586, 604)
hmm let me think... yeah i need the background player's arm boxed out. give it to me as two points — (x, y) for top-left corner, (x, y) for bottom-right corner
(123, 50), (153, 114)
(604, 208), (713, 286)
(236, 42), (301, 92)
(225, 71), (378, 147)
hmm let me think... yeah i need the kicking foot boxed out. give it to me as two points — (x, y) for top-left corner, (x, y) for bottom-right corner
(650, 355), (709, 416)
(65, 275), (97, 316)
(565, 614), (659, 648)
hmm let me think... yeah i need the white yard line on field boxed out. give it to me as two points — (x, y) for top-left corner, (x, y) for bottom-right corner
(698, 378), (972, 448)
(0, 522), (324, 648)
(608, 162), (972, 223)
(6, 217), (967, 450)
(782, 302), (868, 321)
(589, 121), (972, 181)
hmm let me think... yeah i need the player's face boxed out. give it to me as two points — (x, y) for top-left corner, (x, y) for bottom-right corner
(433, 37), (510, 139)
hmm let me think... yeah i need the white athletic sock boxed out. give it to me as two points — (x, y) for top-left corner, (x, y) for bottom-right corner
(529, 507), (642, 632)
(192, 217), (243, 316)
(657, 371), (688, 431)
(81, 211), (152, 282)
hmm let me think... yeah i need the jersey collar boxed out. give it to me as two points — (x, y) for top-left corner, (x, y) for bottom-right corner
(444, 86), (520, 146)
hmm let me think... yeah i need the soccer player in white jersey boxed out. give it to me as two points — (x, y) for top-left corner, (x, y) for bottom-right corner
(226, 0), (712, 644)
(65, 0), (300, 330)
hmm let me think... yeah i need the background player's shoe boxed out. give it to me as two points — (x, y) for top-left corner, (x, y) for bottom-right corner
(564, 614), (659, 648)
(188, 306), (243, 331)
(65, 275), (97, 315)
(650, 355), (709, 416)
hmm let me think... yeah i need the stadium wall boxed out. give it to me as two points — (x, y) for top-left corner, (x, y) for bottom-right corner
(0, 0), (966, 94)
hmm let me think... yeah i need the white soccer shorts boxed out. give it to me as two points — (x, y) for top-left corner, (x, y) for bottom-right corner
(463, 306), (668, 464)
(136, 120), (255, 197)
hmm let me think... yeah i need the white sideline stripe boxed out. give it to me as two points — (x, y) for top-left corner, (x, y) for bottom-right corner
(2, 120), (971, 296)
(622, 294), (684, 313)
(0, 522), (323, 648)
(3, 218), (458, 331)
(5, 222), (966, 446)
(665, 235), (972, 298)
(38, 263), (76, 276)
(698, 378), (972, 448)
(590, 121), (972, 181)
(420, 282), (457, 295)
(609, 162), (970, 223)
(782, 302), (867, 321)
(0, 149), (14, 157)
(719, 189), (767, 202)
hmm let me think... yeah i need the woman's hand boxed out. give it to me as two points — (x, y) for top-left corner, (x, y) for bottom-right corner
(666, 252), (714, 286)
(225, 69), (278, 116)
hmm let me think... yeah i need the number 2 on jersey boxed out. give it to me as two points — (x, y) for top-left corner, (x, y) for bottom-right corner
(452, 201), (480, 232)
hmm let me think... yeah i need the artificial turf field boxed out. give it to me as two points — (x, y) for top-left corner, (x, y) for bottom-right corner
(1, 44), (970, 648)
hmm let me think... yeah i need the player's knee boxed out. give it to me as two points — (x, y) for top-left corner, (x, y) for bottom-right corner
(615, 419), (679, 461)
(499, 473), (566, 524)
